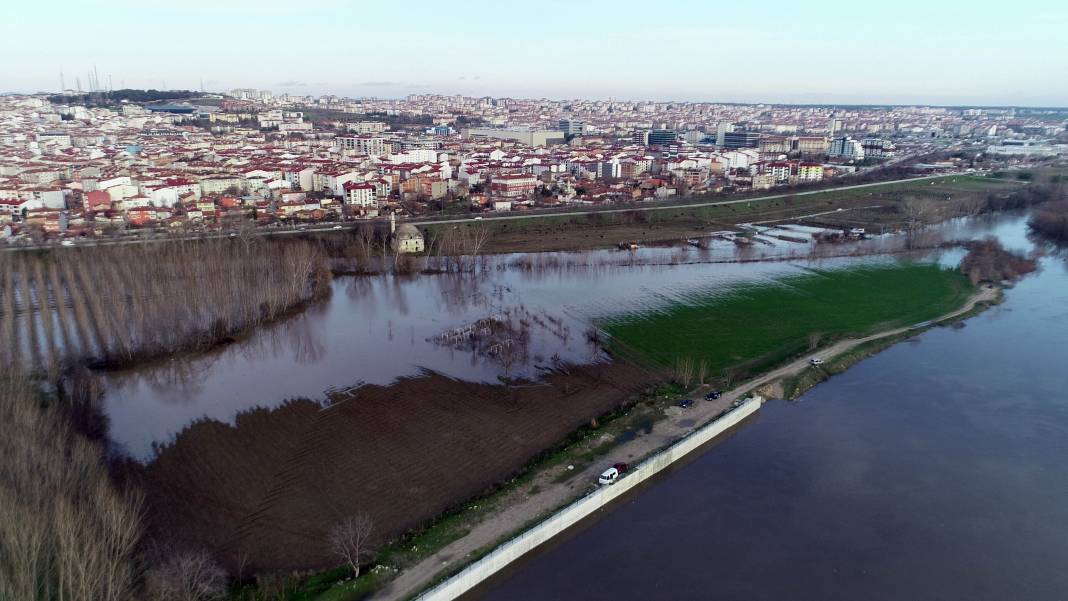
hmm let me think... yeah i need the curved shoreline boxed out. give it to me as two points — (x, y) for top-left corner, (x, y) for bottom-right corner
(369, 285), (1000, 601)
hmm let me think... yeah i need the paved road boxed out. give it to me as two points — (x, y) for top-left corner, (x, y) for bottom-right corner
(371, 285), (999, 601)
(2, 172), (981, 253)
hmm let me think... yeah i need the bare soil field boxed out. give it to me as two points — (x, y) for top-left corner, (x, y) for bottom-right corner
(120, 361), (657, 574)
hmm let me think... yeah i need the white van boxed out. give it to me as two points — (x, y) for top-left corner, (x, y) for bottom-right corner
(598, 467), (620, 486)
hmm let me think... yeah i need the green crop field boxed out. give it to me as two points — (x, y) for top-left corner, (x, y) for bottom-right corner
(599, 262), (974, 382)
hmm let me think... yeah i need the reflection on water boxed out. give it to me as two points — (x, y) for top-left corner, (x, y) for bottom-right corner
(101, 213), (1031, 458)
(473, 214), (1068, 601)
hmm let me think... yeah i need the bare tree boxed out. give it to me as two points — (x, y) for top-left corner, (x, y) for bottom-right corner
(900, 196), (935, 249)
(144, 550), (227, 601)
(0, 369), (143, 601)
(327, 514), (374, 577)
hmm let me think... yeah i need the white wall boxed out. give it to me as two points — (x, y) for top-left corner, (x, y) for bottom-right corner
(415, 397), (764, 601)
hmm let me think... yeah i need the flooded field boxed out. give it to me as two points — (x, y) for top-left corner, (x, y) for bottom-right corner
(88, 212), (1037, 576)
(100, 213), (1026, 459)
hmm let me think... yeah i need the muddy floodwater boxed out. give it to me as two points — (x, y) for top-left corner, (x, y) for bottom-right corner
(101, 213), (1026, 458)
(470, 216), (1068, 601)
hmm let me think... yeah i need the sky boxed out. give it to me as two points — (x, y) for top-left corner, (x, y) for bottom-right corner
(3, 0), (1067, 106)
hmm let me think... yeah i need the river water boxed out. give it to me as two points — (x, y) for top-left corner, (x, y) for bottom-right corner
(471, 217), (1068, 600)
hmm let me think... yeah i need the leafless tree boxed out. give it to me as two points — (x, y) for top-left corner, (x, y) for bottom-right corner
(1, 238), (331, 369)
(900, 196), (935, 249)
(327, 514), (374, 577)
(143, 550), (227, 601)
(0, 369), (143, 601)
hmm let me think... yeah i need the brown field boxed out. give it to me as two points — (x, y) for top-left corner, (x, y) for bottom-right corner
(121, 361), (657, 574)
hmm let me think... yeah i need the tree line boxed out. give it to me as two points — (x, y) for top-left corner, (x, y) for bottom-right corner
(0, 237), (331, 373)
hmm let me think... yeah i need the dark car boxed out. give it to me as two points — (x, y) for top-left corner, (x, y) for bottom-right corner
(678, 399), (694, 409)
(613, 462), (630, 473)
(705, 390), (722, 400)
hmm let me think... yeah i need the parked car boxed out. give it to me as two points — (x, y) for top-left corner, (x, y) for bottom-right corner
(678, 398), (694, 409)
(332, 225), (343, 230)
(705, 390), (722, 401)
(810, 358), (825, 366)
(598, 467), (621, 485)
(598, 463), (630, 485)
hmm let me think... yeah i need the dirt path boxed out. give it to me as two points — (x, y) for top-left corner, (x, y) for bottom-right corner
(372, 285), (998, 601)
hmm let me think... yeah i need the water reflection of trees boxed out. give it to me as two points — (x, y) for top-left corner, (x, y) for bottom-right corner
(104, 310), (328, 404)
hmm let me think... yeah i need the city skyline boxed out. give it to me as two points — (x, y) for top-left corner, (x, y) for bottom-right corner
(4, 0), (1068, 106)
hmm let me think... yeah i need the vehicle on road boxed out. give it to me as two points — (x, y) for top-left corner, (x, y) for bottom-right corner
(473, 216), (483, 220)
(810, 358), (825, 366)
(678, 399), (694, 409)
(598, 462), (630, 485)
(332, 225), (343, 230)
(705, 391), (722, 401)
(60, 240), (74, 247)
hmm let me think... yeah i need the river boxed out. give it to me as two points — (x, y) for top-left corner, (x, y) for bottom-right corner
(469, 216), (1068, 600)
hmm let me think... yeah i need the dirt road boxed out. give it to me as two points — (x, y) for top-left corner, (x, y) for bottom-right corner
(372, 285), (998, 601)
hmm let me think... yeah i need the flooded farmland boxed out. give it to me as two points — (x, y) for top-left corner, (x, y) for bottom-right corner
(98, 213), (1027, 459)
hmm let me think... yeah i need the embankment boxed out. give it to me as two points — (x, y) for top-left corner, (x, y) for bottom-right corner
(414, 396), (763, 601)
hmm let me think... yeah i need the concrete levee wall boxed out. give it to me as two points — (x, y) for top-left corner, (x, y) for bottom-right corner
(415, 397), (763, 601)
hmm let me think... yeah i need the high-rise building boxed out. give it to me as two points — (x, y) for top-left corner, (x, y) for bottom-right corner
(715, 122), (735, 146)
(557, 118), (586, 136)
(793, 136), (829, 158)
(828, 136), (865, 160)
(722, 131), (761, 148)
(647, 129), (678, 146)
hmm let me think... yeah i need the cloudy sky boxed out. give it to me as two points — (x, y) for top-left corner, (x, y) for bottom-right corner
(3, 0), (1067, 106)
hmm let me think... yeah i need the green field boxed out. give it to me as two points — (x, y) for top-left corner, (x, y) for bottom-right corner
(599, 263), (975, 382)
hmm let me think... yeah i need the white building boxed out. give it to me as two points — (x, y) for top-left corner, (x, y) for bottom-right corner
(337, 136), (387, 156)
(828, 137), (865, 160)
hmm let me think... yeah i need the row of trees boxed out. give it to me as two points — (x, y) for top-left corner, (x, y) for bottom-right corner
(1029, 200), (1068, 243)
(47, 89), (202, 106)
(2, 362), (377, 600)
(0, 370), (142, 601)
(0, 237), (332, 372)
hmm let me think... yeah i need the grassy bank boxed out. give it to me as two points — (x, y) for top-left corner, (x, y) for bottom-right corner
(777, 290), (1001, 399)
(599, 263), (975, 383)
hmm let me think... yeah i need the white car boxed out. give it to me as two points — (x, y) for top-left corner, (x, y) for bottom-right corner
(60, 240), (75, 247)
(332, 225), (343, 230)
(473, 216), (484, 220)
(809, 358), (825, 367)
